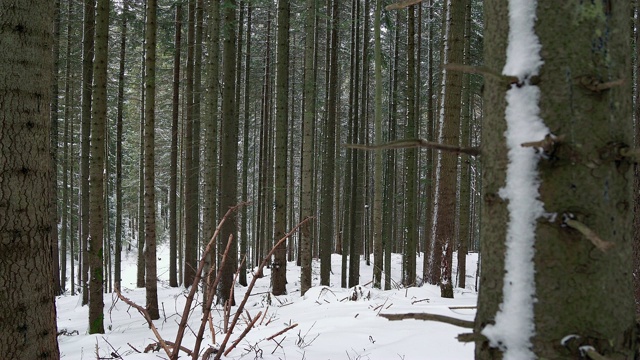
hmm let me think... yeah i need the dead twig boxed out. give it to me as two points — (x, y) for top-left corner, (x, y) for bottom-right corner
(380, 312), (474, 328)
(223, 311), (263, 357)
(215, 217), (314, 359)
(169, 202), (247, 360)
(344, 138), (481, 157)
(115, 288), (173, 357)
(266, 323), (299, 341)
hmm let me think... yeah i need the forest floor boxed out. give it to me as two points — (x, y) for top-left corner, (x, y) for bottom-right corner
(56, 244), (478, 359)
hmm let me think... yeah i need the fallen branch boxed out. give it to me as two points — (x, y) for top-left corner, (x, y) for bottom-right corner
(385, 0), (423, 10)
(266, 323), (299, 341)
(223, 311), (263, 357)
(344, 139), (481, 157)
(115, 288), (173, 357)
(380, 312), (474, 328)
(215, 217), (314, 360)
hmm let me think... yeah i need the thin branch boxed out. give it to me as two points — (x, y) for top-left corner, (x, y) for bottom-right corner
(214, 217), (314, 360)
(385, 0), (423, 10)
(171, 202), (248, 360)
(115, 288), (173, 357)
(266, 323), (299, 341)
(444, 63), (519, 84)
(380, 312), (474, 328)
(564, 218), (615, 253)
(223, 311), (263, 357)
(344, 139), (481, 157)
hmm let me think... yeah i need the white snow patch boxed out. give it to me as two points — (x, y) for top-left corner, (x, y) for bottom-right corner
(480, 0), (548, 359)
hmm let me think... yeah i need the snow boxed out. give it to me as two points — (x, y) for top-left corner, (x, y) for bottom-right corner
(57, 245), (478, 359)
(479, 0), (547, 359)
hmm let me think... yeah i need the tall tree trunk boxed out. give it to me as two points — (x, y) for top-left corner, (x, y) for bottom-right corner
(476, 1), (634, 358)
(217, 0), (238, 306)
(0, 1), (61, 356)
(183, 0), (197, 287)
(348, 0), (362, 289)
(89, 0), (109, 334)
(144, 0), (159, 320)
(634, 0), (640, 317)
(136, 4), (146, 288)
(240, 2), (252, 287)
(80, 0), (95, 306)
(300, 0), (317, 295)
(272, 0), (290, 296)
(320, 0), (339, 287)
(433, 0), (464, 299)
(169, 2), (182, 288)
(51, 0), (63, 297)
(403, 5), (417, 287)
(202, 0), (220, 297)
(372, 0), (383, 289)
(115, 0), (129, 290)
(456, 0), (472, 290)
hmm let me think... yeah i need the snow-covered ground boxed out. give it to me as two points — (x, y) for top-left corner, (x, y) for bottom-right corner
(57, 245), (478, 359)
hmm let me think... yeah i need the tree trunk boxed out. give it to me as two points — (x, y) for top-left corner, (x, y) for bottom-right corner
(372, 0), (383, 289)
(217, 0), (238, 306)
(88, 0), (109, 334)
(169, 2), (182, 288)
(144, 0), (159, 320)
(136, 4), (146, 288)
(403, 5), (417, 287)
(0, 1), (61, 356)
(272, 0), (290, 296)
(433, 0), (464, 299)
(300, 0), (317, 295)
(240, 2), (252, 287)
(476, 1), (635, 358)
(51, 0), (63, 297)
(115, 0), (129, 290)
(80, 0), (95, 306)
(183, 0), (197, 288)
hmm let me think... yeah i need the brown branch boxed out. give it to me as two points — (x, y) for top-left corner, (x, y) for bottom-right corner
(266, 323), (299, 341)
(385, 0), (423, 10)
(171, 202), (248, 360)
(444, 63), (519, 84)
(380, 312), (474, 328)
(457, 332), (486, 343)
(564, 218), (615, 253)
(191, 233), (235, 360)
(115, 288), (173, 357)
(344, 139), (481, 157)
(223, 311), (263, 357)
(215, 217), (314, 360)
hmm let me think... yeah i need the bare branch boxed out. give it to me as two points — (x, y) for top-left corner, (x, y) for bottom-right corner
(380, 312), (474, 328)
(564, 218), (615, 253)
(344, 139), (481, 157)
(115, 288), (173, 357)
(223, 311), (263, 357)
(444, 63), (519, 84)
(215, 217), (314, 359)
(266, 323), (299, 341)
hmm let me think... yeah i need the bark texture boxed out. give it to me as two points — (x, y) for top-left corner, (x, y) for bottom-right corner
(476, 1), (635, 358)
(0, 1), (60, 357)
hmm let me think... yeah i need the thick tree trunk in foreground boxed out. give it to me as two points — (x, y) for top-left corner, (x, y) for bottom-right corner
(0, 2), (60, 357)
(476, 1), (635, 358)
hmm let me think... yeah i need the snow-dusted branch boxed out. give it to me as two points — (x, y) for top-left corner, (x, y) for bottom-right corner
(344, 139), (481, 157)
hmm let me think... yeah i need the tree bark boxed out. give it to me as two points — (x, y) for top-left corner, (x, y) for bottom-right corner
(272, 0), (290, 296)
(476, 1), (635, 358)
(0, 1), (61, 356)
(88, 0), (109, 334)
(169, 2), (182, 288)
